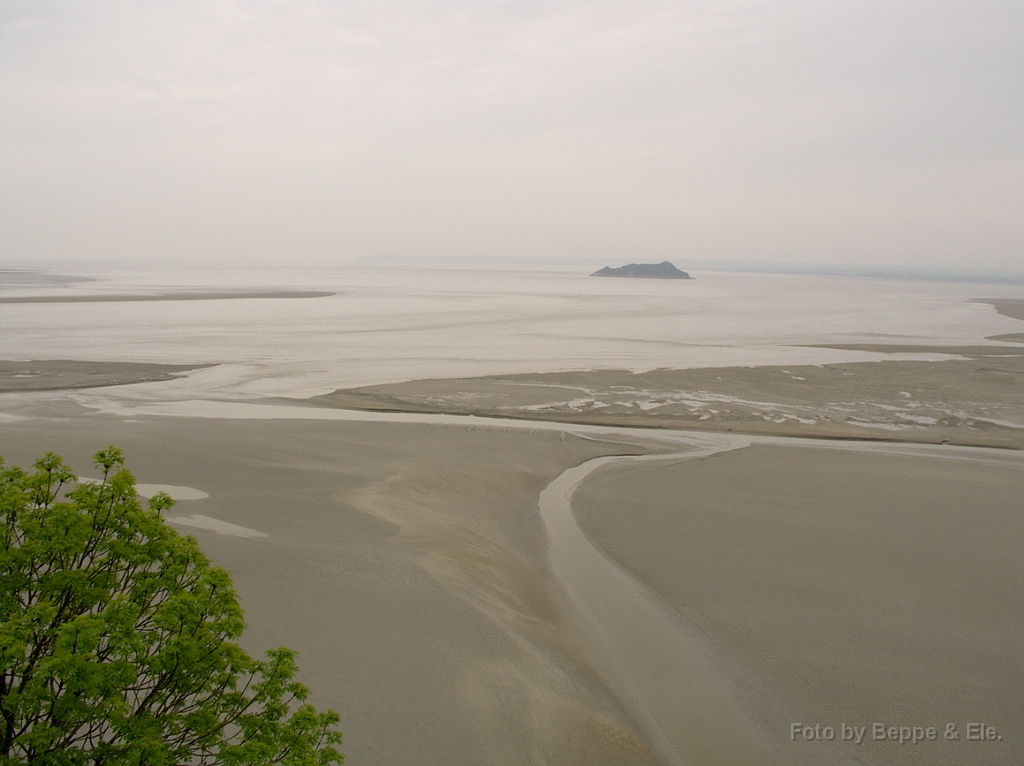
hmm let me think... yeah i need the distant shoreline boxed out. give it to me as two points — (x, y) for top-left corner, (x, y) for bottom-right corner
(360, 257), (1024, 284)
(0, 290), (335, 304)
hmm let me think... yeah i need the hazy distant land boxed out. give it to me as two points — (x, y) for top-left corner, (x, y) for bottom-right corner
(0, 269), (93, 286)
(363, 256), (1024, 283)
(0, 290), (335, 304)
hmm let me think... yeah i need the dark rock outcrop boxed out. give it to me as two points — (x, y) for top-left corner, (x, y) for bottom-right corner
(591, 261), (692, 279)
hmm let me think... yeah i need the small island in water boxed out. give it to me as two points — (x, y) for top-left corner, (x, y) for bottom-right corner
(591, 261), (693, 279)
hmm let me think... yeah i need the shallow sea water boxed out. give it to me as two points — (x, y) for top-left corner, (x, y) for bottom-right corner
(2, 264), (1022, 403)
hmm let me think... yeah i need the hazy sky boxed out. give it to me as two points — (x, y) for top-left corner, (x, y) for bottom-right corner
(1, 1), (1021, 268)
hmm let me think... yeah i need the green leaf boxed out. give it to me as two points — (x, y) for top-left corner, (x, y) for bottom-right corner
(0, 450), (342, 765)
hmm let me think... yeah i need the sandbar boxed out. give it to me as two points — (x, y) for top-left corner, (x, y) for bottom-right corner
(0, 360), (212, 392)
(312, 348), (1024, 449)
(985, 333), (1024, 343)
(971, 297), (1024, 321)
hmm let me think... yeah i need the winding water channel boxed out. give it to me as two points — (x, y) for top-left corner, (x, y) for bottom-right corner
(537, 431), (1023, 766)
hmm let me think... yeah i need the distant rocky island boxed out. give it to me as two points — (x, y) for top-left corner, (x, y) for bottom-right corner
(591, 261), (693, 279)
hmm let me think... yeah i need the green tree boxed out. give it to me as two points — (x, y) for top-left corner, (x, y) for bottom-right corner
(0, 448), (342, 765)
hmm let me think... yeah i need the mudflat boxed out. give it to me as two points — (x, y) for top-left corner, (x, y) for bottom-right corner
(972, 297), (1024, 321)
(0, 360), (212, 392)
(985, 332), (1024, 343)
(0, 408), (659, 766)
(574, 445), (1023, 766)
(2, 332), (1021, 764)
(313, 347), (1024, 449)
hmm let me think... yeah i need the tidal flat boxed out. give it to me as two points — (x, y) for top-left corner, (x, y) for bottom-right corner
(2, 268), (1022, 765)
(3, 393), (1020, 766)
(313, 344), (1024, 449)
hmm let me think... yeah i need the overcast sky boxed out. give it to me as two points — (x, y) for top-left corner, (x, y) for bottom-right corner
(1, 1), (1021, 268)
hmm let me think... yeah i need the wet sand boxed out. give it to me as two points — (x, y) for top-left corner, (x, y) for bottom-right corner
(313, 348), (1024, 449)
(0, 408), (659, 766)
(2, 341), (1021, 764)
(573, 445), (1023, 766)
(0, 360), (212, 392)
(986, 333), (1024, 343)
(4, 404), (1019, 765)
(972, 297), (1024, 321)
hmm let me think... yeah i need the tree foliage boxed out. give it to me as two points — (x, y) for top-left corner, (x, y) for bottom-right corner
(0, 448), (342, 765)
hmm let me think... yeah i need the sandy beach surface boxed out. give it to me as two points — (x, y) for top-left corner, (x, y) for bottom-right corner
(574, 444), (1022, 766)
(0, 406), (662, 766)
(3, 389), (1020, 765)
